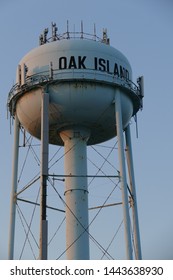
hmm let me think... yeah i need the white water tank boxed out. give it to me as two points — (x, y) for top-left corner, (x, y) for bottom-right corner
(9, 32), (141, 145)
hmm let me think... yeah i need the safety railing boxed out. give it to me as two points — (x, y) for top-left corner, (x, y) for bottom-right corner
(7, 68), (141, 115)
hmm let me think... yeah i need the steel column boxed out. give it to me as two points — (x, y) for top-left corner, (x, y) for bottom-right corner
(115, 91), (133, 259)
(125, 124), (142, 259)
(8, 115), (20, 259)
(39, 91), (49, 260)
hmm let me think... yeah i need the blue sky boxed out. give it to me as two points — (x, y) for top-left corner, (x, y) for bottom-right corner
(0, 0), (173, 260)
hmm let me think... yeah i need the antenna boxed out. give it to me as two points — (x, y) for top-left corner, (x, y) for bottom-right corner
(134, 114), (139, 138)
(73, 24), (75, 38)
(51, 22), (57, 41)
(137, 76), (144, 109)
(93, 23), (96, 41)
(17, 65), (21, 86)
(43, 28), (48, 44)
(102, 28), (110, 44)
(49, 61), (53, 79)
(39, 34), (44, 45)
(81, 20), (83, 38)
(21, 63), (28, 85)
(137, 76), (144, 97)
(39, 28), (49, 45)
(67, 20), (70, 39)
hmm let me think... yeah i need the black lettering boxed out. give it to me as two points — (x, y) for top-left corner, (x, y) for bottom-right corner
(78, 56), (86, 68)
(59, 57), (67, 69)
(54, 269), (60, 275)
(65, 266), (71, 275)
(99, 58), (106, 71)
(94, 57), (98, 70)
(10, 269), (14, 276)
(125, 69), (129, 80)
(114, 63), (119, 77)
(120, 66), (124, 78)
(107, 60), (110, 72)
(68, 56), (77, 69)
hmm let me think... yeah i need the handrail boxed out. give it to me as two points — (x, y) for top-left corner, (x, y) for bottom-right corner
(46, 31), (103, 43)
(7, 68), (141, 115)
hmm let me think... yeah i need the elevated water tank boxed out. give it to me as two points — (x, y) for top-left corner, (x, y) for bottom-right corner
(8, 26), (142, 145)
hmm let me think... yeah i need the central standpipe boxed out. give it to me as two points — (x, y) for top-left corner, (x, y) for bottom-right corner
(60, 128), (90, 260)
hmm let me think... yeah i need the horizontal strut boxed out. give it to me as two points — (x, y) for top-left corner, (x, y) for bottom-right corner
(17, 198), (122, 212)
(50, 174), (120, 178)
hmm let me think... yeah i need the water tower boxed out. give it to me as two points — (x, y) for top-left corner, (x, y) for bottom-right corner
(7, 22), (144, 260)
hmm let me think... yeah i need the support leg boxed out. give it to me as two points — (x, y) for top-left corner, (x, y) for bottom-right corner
(115, 91), (133, 260)
(8, 115), (20, 260)
(39, 91), (49, 260)
(125, 124), (142, 259)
